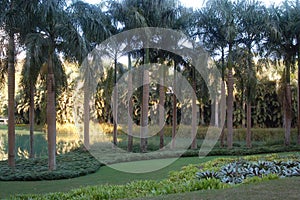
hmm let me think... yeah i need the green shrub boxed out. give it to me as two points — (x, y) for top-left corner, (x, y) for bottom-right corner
(196, 155), (300, 184)
(243, 174), (279, 184)
(0, 148), (102, 181)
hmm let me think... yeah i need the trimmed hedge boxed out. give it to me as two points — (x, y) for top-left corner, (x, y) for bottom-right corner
(109, 125), (298, 143)
(0, 148), (102, 181)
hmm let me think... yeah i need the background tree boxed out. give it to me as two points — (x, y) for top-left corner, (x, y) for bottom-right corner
(68, 1), (113, 150)
(0, 0), (35, 167)
(26, 0), (94, 170)
(195, 0), (229, 147)
(267, 1), (298, 146)
(236, 0), (267, 148)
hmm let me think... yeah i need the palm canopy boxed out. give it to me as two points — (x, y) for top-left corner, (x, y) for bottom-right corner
(67, 1), (113, 64)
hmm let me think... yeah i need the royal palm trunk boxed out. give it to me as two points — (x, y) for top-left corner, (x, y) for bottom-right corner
(284, 84), (292, 146)
(7, 32), (15, 167)
(298, 40), (300, 145)
(47, 51), (56, 171)
(220, 81), (226, 147)
(141, 69), (149, 153)
(191, 67), (197, 149)
(171, 62), (177, 149)
(227, 68), (234, 149)
(141, 49), (149, 153)
(246, 101), (252, 148)
(113, 57), (118, 146)
(159, 66), (165, 149)
(29, 81), (35, 158)
(127, 54), (133, 152)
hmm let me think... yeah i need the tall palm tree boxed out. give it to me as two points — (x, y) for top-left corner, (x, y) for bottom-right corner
(289, 0), (300, 145)
(0, 0), (34, 167)
(68, 1), (112, 150)
(20, 44), (46, 158)
(236, 0), (267, 148)
(267, 1), (298, 146)
(111, 0), (194, 151)
(26, 0), (93, 170)
(0, 0), (17, 167)
(199, 0), (237, 149)
(196, 1), (229, 147)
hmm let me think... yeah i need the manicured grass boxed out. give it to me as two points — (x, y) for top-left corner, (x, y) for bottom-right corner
(9, 152), (300, 200)
(0, 156), (216, 199)
(139, 177), (300, 200)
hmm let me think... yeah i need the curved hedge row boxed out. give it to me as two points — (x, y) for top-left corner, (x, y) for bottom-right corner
(0, 148), (102, 181)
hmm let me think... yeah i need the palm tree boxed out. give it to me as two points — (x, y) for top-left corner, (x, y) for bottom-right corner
(267, 1), (298, 146)
(236, 0), (267, 148)
(0, 0), (17, 167)
(289, 0), (300, 145)
(198, 0), (237, 149)
(195, 1), (229, 147)
(20, 44), (46, 158)
(25, 0), (94, 170)
(69, 1), (112, 150)
(111, 0), (196, 151)
(0, 0), (34, 167)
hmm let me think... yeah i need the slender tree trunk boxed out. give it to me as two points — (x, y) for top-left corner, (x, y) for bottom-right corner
(7, 32), (15, 167)
(113, 56), (118, 146)
(297, 41), (300, 145)
(211, 100), (216, 126)
(29, 81), (35, 158)
(242, 102), (246, 128)
(83, 82), (90, 150)
(141, 69), (149, 153)
(171, 62), (177, 149)
(227, 43), (234, 149)
(215, 99), (219, 127)
(127, 54), (133, 152)
(47, 50), (56, 171)
(220, 48), (226, 148)
(159, 66), (165, 149)
(191, 68), (197, 149)
(200, 103), (205, 125)
(285, 83), (292, 146)
(141, 49), (149, 153)
(246, 101), (252, 148)
(220, 81), (226, 148)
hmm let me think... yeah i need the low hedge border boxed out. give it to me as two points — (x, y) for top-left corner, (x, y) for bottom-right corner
(0, 148), (103, 181)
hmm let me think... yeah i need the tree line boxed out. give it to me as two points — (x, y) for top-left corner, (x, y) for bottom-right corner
(0, 0), (299, 170)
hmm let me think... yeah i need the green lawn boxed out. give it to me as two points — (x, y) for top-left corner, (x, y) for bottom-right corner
(138, 177), (300, 200)
(0, 156), (217, 199)
(1, 124), (300, 199)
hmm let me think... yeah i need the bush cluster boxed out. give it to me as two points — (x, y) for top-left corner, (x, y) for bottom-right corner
(196, 160), (298, 184)
(0, 148), (102, 181)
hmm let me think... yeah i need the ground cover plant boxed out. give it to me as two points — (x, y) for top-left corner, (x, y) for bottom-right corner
(0, 148), (102, 181)
(11, 153), (300, 199)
